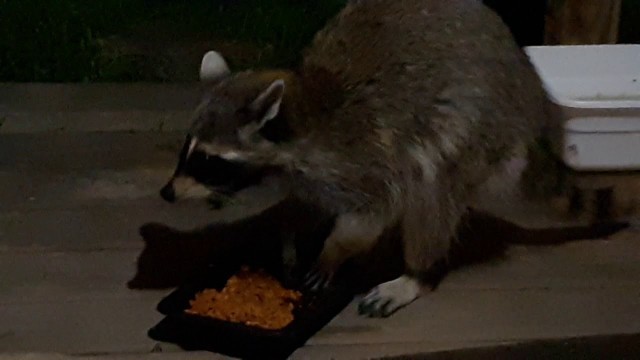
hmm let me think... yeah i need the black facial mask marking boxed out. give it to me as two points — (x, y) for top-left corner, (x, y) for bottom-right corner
(173, 136), (269, 194)
(184, 151), (265, 192)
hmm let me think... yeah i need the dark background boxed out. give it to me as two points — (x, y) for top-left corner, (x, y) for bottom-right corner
(0, 0), (638, 82)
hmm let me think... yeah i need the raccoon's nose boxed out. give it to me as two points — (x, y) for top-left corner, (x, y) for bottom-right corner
(160, 184), (176, 203)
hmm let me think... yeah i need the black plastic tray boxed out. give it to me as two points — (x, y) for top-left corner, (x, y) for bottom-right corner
(148, 266), (355, 359)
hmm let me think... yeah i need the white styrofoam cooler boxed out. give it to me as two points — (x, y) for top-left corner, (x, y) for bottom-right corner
(525, 45), (640, 172)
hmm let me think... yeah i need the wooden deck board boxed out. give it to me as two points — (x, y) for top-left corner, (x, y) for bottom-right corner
(1, 123), (638, 359)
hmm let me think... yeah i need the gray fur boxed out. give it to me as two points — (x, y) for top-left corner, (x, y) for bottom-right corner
(180, 0), (562, 316)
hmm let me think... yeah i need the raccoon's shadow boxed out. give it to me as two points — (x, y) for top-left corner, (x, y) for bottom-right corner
(127, 198), (336, 290)
(128, 202), (628, 292)
(127, 200), (548, 291)
(127, 197), (410, 291)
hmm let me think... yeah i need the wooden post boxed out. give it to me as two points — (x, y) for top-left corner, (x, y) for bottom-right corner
(545, 0), (622, 45)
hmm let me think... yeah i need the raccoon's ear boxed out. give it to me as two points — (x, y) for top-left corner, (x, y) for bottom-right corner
(248, 79), (285, 129)
(200, 51), (230, 82)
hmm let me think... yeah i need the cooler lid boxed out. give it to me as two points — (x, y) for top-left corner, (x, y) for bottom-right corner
(565, 116), (640, 133)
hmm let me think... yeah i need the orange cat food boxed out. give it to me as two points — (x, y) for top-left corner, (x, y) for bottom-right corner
(185, 267), (302, 330)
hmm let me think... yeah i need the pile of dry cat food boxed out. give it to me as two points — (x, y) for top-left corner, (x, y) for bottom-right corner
(185, 267), (303, 330)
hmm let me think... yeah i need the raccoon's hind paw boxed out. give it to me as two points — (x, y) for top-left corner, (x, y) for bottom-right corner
(358, 275), (421, 318)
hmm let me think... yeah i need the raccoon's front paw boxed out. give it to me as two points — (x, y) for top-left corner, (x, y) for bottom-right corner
(358, 275), (421, 318)
(303, 251), (342, 292)
(303, 262), (336, 292)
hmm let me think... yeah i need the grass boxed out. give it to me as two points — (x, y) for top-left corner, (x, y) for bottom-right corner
(0, 0), (346, 82)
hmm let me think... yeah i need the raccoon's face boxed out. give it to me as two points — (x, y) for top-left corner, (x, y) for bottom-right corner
(160, 51), (288, 204)
(159, 134), (270, 204)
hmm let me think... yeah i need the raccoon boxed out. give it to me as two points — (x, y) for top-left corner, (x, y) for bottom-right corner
(161, 0), (565, 317)
(161, 52), (344, 206)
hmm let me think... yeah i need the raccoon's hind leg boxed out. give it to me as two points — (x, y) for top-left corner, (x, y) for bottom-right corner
(304, 213), (385, 291)
(359, 183), (466, 318)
